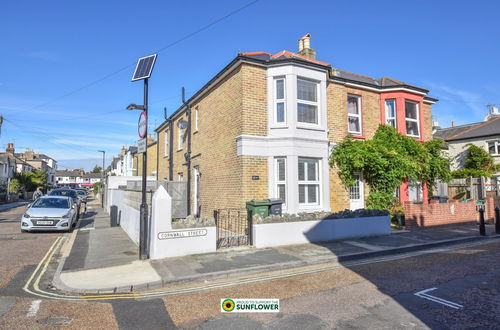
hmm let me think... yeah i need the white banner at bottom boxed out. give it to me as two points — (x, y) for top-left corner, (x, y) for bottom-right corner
(221, 299), (280, 313)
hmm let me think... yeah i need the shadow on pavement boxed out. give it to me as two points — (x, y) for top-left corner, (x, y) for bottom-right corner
(301, 219), (500, 328)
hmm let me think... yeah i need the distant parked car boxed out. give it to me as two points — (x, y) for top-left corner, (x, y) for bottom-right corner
(48, 189), (81, 218)
(21, 196), (78, 232)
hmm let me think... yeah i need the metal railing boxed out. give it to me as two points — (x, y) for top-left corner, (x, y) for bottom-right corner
(214, 208), (251, 249)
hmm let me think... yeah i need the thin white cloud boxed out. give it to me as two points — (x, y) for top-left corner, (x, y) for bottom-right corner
(427, 83), (485, 117)
(51, 139), (124, 149)
(24, 50), (61, 62)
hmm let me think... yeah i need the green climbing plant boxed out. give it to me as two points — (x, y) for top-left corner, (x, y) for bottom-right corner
(451, 144), (500, 178)
(330, 125), (451, 210)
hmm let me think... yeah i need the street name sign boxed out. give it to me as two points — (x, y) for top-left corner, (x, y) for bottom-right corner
(157, 229), (207, 240)
(137, 138), (146, 153)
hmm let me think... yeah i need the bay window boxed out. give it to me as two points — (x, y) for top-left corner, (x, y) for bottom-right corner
(276, 158), (286, 204)
(297, 78), (318, 124)
(405, 100), (420, 137)
(347, 95), (362, 134)
(298, 158), (320, 205)
(275, 78), (286, 123)
(408, 178), (423, 203)
(385, 99), (397, 128)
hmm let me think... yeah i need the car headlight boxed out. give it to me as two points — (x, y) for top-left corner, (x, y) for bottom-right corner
(61, 212), (71, 218)
(23, 213), (31, 218)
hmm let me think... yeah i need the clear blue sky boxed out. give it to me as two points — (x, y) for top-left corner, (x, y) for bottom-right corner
(1, 0), (499, 170)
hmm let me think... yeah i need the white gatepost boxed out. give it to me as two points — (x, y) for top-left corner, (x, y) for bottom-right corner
(149, 186), (172, 259)
(149, 185), (216, 259)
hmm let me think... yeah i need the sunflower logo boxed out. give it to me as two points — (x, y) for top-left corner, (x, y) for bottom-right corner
(222, 299), (235, 312)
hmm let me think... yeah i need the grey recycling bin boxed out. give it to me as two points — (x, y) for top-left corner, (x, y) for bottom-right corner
(110, 205), (119, 227)
(268, 198), (284, 216)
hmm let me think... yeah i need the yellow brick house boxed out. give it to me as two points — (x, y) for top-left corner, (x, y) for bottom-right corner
(155, 34), (436, 218)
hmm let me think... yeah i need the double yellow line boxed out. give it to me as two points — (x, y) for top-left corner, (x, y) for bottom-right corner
(23, 236), (138, 301)
(24, 232), (496, 302)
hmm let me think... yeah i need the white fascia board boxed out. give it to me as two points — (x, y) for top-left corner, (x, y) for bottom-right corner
(331, 80), (428, 96)
(236, 135), (329, 158)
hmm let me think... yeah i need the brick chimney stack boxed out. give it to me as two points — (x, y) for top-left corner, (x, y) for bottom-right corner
(298, 33), (316, 60)
(6, 143), (14, 154)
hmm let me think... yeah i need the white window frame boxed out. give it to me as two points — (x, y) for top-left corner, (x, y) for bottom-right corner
(178, 172), (184, 181)
(487, 140), (500, 155)
(297, 77), (319, 126)
(385, 99), (397, 128)
(298, 157), (321, 206)
(405, 100), (420, 138)
(164, 130), (169, 157)
(195, 108), (199, 131)
(275, 157), (287, 207)
(274, 77), (286, 124)
(178, 127), (185, 151)
(347, 94), (362, 135)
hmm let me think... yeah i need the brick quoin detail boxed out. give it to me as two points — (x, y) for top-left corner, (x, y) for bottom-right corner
(404, 197), (494, 229)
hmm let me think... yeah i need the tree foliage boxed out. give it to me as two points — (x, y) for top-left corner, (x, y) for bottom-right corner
(92, 165), (102, 173)
(451, 144), (500, 178)
(13, 170), (48, 192)
(330, 125), (451, 210)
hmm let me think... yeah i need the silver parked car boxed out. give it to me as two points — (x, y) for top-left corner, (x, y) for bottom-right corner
(21, 196), (78, 232)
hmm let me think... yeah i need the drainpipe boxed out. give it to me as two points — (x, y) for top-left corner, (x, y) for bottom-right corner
(164, 107), (174, 181)
(182, 87), (192, 216)
(169, 118), (174, 181)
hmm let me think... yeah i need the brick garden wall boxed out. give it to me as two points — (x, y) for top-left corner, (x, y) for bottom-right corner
(404, 197), (494, 229)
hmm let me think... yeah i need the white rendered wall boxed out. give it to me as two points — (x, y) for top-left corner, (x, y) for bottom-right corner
(252, 216), (391, 248)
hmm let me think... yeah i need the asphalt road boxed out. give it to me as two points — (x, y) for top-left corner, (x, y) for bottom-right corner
(1, 204), (499, 329)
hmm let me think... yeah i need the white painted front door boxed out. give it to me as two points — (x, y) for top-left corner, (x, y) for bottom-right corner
(349, 174), (365, 210)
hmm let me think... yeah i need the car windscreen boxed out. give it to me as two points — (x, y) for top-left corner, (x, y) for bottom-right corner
(49, 190), (77, 198)
(76, 191), (86, 196)
(32, 198), (70, 209)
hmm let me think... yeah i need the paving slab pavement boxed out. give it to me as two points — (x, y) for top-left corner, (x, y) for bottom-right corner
(53, 207), (500, 293)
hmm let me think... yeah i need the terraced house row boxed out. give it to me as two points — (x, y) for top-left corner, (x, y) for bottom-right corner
(152, 34), (436, 217)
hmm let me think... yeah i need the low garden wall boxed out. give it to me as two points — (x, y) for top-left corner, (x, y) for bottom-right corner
(149, 186), (216, 259)
(404, 197), (494, 229)
(252, 214), (391, 248)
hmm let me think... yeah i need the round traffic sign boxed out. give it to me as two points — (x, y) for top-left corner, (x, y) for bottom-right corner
(138, 111), (147, 138)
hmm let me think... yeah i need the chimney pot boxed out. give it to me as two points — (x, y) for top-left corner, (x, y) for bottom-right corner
(297, 33), (316, 60)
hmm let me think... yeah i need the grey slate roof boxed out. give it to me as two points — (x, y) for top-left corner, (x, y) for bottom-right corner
(55, 170), (81, 177)
(433, 123), (480, 140)
(83, 173), (102, 179)
(445, 117), (500, 141)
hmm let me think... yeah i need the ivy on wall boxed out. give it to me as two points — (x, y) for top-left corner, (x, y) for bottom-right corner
(329, 125), (451, 210)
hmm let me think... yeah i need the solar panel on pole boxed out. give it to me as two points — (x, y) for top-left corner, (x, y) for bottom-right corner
(131, 54), (157, 82)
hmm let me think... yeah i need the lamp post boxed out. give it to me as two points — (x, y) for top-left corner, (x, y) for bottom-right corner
(129, 53), (157, 260)
(98, 150), (105, 208)
(126, 98), (149, 260)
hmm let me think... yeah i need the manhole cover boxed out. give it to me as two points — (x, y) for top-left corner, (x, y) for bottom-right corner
(39, 317), (72, 325)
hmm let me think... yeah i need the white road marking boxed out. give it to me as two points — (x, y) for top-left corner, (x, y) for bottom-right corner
(27, 300), (41, 317)
(414, 288), (463, 309)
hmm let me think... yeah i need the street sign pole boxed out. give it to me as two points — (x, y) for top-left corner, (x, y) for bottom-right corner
(139, 78), (149, 260)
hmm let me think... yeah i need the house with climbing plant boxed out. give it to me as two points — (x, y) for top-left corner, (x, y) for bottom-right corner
(153, 34), (436, 217)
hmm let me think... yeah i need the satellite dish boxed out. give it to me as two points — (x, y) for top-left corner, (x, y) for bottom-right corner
(177, 120), (188, 129)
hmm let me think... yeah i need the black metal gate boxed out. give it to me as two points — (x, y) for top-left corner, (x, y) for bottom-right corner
(214, 208), (252, 249)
